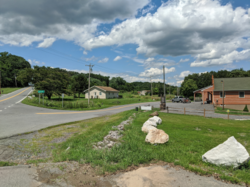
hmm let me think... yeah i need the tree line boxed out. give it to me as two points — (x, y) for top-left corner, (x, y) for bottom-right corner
(1, 52), (178, 99)
(181, 69), (250, 98)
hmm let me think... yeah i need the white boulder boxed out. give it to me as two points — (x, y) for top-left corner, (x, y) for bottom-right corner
(145, 129), (169, 144)
(143, 120), (157, 127)
(148, 116), (162, 125)
(142, 125), (157, 133)
(202, 136), (250, 167)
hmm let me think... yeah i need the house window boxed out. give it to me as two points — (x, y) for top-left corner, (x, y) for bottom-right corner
(220, 92), (226, 98)
(239, 92), (245, 98)
(95, 92), (96, 95)
(100, 92), (102, 95)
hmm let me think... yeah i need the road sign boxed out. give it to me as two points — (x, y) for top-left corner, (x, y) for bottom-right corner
(38, 90), (45, 93)
(227, 110), (230, 113)
(62, 93), (64, 98)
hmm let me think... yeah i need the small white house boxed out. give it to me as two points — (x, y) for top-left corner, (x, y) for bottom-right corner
(84, 86), (119, 99)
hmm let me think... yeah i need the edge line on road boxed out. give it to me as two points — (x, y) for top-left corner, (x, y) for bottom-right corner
(0, 88), (31, 103)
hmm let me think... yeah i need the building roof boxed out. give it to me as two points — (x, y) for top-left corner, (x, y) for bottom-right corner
(84, 86), (119, 93)
(214, 77), (250, 91)
(193, 85), (213, 93)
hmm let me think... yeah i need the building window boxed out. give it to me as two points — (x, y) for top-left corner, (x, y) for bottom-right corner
(95, 92), (96, 95)
(220, 92), (226, 98)
(239, 92), (245, 98)
(100, 92), (102, 95)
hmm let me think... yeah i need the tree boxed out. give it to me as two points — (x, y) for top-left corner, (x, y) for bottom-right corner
(181, 79), (198, 97)
(70, 74), (87, 98)
(0, 52), (31, 87)
(17, 66), (70, 99)
(110, 77), (126, 90)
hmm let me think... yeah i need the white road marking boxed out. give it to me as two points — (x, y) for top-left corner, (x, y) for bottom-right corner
(16, 89), (33, 104)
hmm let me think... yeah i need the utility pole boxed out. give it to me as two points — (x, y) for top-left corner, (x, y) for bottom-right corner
(150, 76), (153, 96)
(221, 80), (224, 110)
(86, 63), (94, 106)
(0, 70), (1, 96)
(163, 66), (166, 98)
(15, 74), (17, 87)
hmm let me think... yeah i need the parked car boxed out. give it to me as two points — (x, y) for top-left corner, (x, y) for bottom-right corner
(172, 96), (184, 103)
(172, 96), (191, 103)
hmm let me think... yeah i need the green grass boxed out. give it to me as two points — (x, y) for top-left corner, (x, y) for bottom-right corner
(215, 107), (250, 116)
(52, 111), (250, 185)
(22, 91), (164, 110)
(0, 87), (22, 94)
(0, 161), (17, 167)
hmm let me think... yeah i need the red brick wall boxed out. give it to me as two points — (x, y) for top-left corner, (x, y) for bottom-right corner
(214, 91), (250, 105)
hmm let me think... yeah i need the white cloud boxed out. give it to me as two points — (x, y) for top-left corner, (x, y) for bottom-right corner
(83, 50), (88, 55)
(0, 0), (149, 47)
(98, 57), (109, 63)
(177, 80), (184, 85)
(190, 49), (250, 67)
(82, 0), (250, 67)
(85, 56), (98, 61)
(179, 70), (192, 78)
(179, 58), (189, 63)
(37, 38), (56, 48)
(141, 3), (155, 15)
(139, 67), (175, 77)
(28, 59), (45, 66)
(114, 56), (122, 61)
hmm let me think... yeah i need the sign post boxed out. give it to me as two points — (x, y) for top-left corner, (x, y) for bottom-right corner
(38, 90), (45, 105)
(62, 93), (64, 108)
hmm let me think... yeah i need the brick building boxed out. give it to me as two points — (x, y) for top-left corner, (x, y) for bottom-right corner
(193, 76), (250, 110)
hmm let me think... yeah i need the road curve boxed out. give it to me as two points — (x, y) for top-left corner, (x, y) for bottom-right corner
(0, 87), (160, 139)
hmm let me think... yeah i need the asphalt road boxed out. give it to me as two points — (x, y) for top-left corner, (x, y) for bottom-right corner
(0, 87), (160, 139)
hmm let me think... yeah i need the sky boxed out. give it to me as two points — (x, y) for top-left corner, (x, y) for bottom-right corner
(0, 0), (249, 86)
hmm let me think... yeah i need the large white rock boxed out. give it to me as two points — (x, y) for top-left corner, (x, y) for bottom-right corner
(142, 125), (157, 133)
(143, 120), (157, 127)
(202, 136), (250, 167)
(145, 129), (169, 144)
(148, 116), (162, 125)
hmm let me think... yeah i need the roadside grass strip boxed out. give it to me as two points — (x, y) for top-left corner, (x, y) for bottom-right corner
(215, 107), (250, 116)
(0, 87), (22, 95)
(52, 111), (250, 185)
(22, 92), (163, 111)
(0, 87), (30, 103)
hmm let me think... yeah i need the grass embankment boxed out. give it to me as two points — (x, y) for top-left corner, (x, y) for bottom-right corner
(50, 111), (250, 184)
(0, 161), (17, 167)
(0, 87), (22, 95)
(22, 92), (173, 110)
(215, 107), (250, 116)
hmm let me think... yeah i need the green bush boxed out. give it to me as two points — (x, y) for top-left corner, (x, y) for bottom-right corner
(243, 105), (249, 112)
(189, 96), (194, 101)
(96, 102), (102, 107)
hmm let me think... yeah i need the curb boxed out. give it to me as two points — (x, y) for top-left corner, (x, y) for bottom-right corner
(0, 165), (32, 170)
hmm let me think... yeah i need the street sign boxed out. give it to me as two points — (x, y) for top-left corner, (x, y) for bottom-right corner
(38, 90), (45, 93)
(62, 93), (64, 98)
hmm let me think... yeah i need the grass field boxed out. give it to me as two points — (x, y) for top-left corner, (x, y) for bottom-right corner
(0, 87), (22, 95)
(215, 107), (250, 116)
(49, 111), (250, 185)
(22, 91), (175, 110)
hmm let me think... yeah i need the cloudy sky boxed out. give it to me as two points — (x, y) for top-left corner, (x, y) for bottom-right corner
(1, 0), (249, 86)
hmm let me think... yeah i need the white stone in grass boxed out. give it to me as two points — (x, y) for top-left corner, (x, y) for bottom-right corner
(143, 120), (157, 127)
(142, 125), (157, 133)
(202, 136), (250, 167)
(148, 116), (162, 125)
(145, 129), (169, 144)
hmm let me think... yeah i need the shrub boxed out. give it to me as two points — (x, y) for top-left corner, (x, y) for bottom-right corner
(128, 95), (133, 98)
(96, 102), (102, 107)
(243, 105), (249, 112)
(189, 96), (194, 101)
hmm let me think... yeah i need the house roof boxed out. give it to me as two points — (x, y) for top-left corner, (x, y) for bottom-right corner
(193, 85), (213, 93)
(84, 86), (119, 93)
(214, 77), (250, 91)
